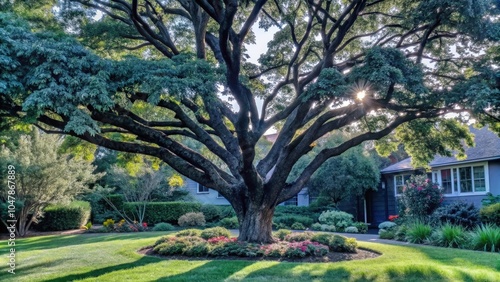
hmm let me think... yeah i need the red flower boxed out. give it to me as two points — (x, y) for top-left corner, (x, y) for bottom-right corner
(388, 215), (399, 221)
(142, 222), (148, 227)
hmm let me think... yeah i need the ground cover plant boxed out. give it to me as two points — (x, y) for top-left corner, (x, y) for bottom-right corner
(1, 232), (499, 281)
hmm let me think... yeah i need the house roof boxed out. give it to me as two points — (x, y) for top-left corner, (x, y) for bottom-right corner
(381, 127), (500, 174)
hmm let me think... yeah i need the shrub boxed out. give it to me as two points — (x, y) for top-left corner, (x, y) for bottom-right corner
(398, 175), (443, 218)
(378, 221), (397, 230)
(344, 226), (359, 233)
(176, 229), (202, 237)
(273, 215), (314, 228)
(274, 229), (292, 240)
(310, 223), (322, 231)
(431, 201), (480, 229)
(36, 201), (91, 231)
(394, 224), (409, 241)
(274, 206), (320, 220)
(318, 210), (354, 231)
(480, 203), (500, 226)
(469, 224), (500, 252)
(284, 231), (314, 242)
(200, 227), (231, 240)
(218, 206), (237, 218)
(123, 202), (201, 225)
(103, 218), (115, 228)
(152, 222), (175, 231)
(320, 224), (336, 232)
(200, 205), (221, 222)
(430, 223), (468, 248)
(218, 216), (239, 229)
(353, 222), (368, 234)
(154, 236), (205, 255)
(178, 212), (206, 227)
(481, 193), (500, 207)
(405, 221), (432, 244)
(284, 240), (329, 258)
(379, 229), (396, 239)
(291, 222), (306, 230)
(311, 233), (357, 253)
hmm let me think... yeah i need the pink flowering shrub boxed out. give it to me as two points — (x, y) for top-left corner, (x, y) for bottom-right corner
(399, 175), (443, 218)
(207, 236), (237, 244)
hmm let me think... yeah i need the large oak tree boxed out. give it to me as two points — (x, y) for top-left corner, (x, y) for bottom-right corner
(1, 0), (499, 242)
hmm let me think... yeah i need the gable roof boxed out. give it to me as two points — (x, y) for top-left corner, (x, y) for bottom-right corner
(381, 127), (500, 174)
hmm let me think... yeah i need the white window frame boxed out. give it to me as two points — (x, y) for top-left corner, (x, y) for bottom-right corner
(394, 174), (411, 196)
(197, 184), (210, 194)
(431, 162), (490, 196)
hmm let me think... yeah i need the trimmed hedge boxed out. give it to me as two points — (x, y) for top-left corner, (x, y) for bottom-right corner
(123, 202), (201, 225)
(36, 201), (91, 231)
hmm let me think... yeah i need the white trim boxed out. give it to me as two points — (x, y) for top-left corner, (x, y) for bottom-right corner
(431, 162), (490, 196)
(197, 183), (210, 194)
(394, 174), (411, 196)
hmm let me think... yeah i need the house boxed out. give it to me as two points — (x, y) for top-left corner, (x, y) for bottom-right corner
(367, 126), (500, 226)
(183, 179), (311, 206)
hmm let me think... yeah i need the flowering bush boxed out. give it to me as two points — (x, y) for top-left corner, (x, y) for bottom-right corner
(388, 215), (399, 222)
(200, 227), (232, 240)
(344, 226), (359, 233)
(207, 236), (236, 244)
(399, 175), (443, 218)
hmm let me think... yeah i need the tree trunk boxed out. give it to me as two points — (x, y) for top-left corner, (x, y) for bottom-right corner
(237, 203), (275, 243)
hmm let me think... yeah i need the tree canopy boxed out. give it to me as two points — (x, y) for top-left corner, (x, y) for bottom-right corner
(1, 0), (499, 242)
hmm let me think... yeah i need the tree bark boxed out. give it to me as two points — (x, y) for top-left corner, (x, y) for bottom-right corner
(237, 202), (276, 243)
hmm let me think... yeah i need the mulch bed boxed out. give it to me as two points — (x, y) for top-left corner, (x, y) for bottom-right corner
(138, 247), (380, 263)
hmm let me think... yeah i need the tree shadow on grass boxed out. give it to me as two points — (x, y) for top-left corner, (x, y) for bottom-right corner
(386, 265), (476, 282)
(41, 255), (161, 282)
(155, 259), (254, 281)
(11, 232), (162, 252)
(0, 258), (72, 281)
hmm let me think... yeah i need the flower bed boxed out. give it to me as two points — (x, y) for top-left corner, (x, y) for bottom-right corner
(147, 228), (367, 262)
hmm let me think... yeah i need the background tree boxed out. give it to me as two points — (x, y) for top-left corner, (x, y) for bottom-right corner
(1, 1), (499, 242)
(308, 137), (380, 207)
(0, 129), (102, 236)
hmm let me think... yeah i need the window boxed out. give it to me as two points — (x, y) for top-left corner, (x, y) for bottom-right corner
(432, 163), (489, 195)
(394, 174), (410, 195)
(197, 184), (209, 194)
(217, 192), (224, 199)
(284, 195), (298, 206)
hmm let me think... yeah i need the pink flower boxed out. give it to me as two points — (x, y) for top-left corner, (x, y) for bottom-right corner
(417, 186), (423, 191)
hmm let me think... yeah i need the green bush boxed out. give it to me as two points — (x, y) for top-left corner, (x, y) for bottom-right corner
(123, 202), (201, 225)
(274, 206), (319, 220)
(481, 193), (500, 207)
(274, 229), (292, 240)
(318, 210), (354, 231)
(431, 202), (480, 229)
(310, 223), (322, 231)
(273, 215), (314, 228)
(85, 193), (124, 224)
(430, 223), (468, 248)
(218, 206), (237, 218)
(311, 233), (357, 253)
(395, 224), (409, 241)
(379, 229), (396, 239)
(470, 224), (500, 252)
(200, 227), (231, 239)
(36, 201), (91, 231)
(176, 229), (202, 237)
(154, 236), (205, 255)
(345, 226), (359, 233)
(218, 216), (239, 229)
(152, 222), (175, 231)
(353, 222), (368, 234)
(291, 222), (306, 230)
(378, 221), (397, 230)
(284, 231), (314, 242)
(201, 205), (221, 222)
(178, 212), (206, 227)
(405, 221), (432, 244)
(480, 203), (500, 226)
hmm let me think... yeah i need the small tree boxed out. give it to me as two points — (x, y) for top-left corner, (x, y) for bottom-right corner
(399, 175), (443, 219)
(0, 129), (102, 236)
(99, 166), (172, 225)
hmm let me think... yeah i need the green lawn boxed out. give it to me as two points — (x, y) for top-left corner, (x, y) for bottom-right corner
(1, 232), (499, 282)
